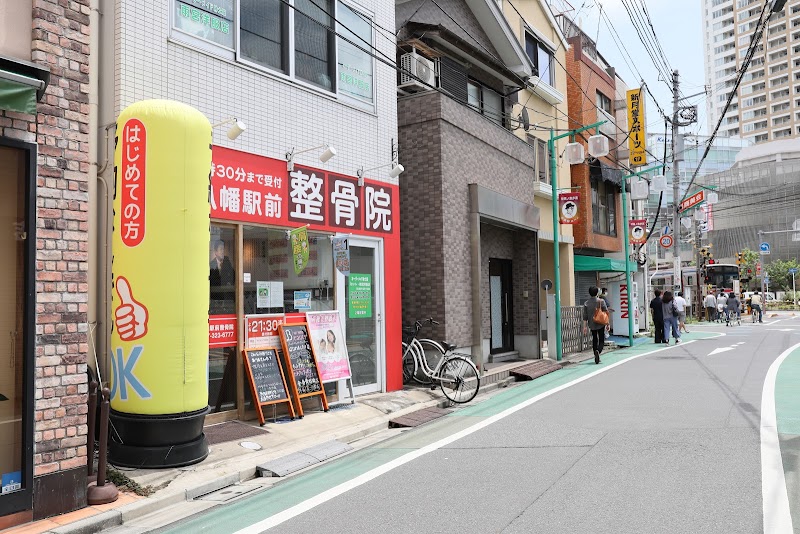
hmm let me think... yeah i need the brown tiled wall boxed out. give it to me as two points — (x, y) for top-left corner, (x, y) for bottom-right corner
(0, 0), (91, 478)
(512, 230), (538, 336)
(398, 95), (446, 339)
(399, 91), (540, 348)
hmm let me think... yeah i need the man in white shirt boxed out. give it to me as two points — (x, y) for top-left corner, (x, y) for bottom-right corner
(703, 293), (717, 322)
(674, 291), (688, 333)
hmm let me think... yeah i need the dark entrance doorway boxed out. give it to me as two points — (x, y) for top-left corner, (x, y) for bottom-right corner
(489, 258), (513, 354)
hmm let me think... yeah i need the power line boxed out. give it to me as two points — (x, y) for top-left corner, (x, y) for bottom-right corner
(681, 0), (773, 203)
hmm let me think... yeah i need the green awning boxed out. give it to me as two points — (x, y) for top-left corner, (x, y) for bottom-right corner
(0, 77), (37, 114)
(574, 255), (627, 272)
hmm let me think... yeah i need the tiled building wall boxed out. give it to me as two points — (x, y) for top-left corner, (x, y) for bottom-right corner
(440, 94), (537, 346)
(399, 91), (540, 347)
(114, 0), (399, 187)
(0, 0), (90, 513)
(398, 96), (446, 340)
(512, 230), (538, 336)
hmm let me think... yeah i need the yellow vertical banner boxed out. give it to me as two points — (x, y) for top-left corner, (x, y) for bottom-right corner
(627, 88), (647, 166)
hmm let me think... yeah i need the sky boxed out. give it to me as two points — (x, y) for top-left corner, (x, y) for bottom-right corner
(549, 0), (708, 135)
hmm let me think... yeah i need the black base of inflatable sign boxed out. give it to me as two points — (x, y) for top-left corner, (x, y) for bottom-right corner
(108, 433), (209, 468)
(108, 407), (210, 468)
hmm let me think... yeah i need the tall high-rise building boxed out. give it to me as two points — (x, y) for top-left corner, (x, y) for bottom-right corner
(703, 0), (800, 144)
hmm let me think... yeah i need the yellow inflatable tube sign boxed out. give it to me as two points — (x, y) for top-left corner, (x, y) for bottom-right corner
(110, 100), (211, 416)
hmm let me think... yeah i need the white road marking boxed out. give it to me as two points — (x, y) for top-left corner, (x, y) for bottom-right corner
(768, 329), (795, 332)
(234, 335), (723, 533)
(760, 341), (800, 534)
(708, 347), (735, 356)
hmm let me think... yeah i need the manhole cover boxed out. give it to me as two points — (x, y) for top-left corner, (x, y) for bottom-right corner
(197, 484), (259, 502)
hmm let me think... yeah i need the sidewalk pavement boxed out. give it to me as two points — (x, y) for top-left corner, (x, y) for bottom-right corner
(1, 360), (532, 534)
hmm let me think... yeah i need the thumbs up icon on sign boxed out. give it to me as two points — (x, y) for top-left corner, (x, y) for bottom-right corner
(114, 276), (149, 341)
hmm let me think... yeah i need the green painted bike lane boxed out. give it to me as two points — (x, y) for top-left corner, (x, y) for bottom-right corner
(774, 343), (800, 530)
(161, 332), (719, 534)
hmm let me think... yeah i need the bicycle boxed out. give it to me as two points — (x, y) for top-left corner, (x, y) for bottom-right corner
(402, 329), (446, 386)
(402, 318), (481, 403)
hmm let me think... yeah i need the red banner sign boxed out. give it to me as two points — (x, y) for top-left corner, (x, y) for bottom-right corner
(209, 314), (237, 348)
(210, 146), (397, 236)
(121, 119), (146, 247)
(558, 192), (580, 224)
(244, 314), (285, 349)
(679, 190), (704, 212)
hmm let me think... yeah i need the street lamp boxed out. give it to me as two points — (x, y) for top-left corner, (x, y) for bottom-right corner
(548, 122), (606, 361)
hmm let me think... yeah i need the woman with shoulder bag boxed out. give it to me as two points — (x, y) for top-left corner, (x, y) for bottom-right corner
(583, 286), (609, 364)
(662, 291), (681, 344)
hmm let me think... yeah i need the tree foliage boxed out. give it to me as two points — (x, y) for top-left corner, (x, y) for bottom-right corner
(765, 259), (800, 291)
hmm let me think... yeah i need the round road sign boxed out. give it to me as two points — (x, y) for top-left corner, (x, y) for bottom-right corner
(659, 234), (674, 249)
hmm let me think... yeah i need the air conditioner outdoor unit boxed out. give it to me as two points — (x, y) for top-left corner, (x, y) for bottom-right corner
(399, 52), (436, 90)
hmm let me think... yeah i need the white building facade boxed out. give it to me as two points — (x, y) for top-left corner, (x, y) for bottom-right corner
(97, 0), (402, 426)
(703, 0), (800, 144)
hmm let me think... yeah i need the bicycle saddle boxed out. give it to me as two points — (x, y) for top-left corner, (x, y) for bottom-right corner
(439, 341), (457, 352)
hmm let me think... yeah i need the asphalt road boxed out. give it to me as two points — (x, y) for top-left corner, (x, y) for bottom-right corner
(152, 314), (800, 534)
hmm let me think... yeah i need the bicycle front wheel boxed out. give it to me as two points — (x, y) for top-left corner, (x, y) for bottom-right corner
(438, 356), (480, 403)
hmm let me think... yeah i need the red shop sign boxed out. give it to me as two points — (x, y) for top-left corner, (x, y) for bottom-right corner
(121, 119), (146, 247)
(210, 146), (398, 236)
(209, 314), (238, 348)
(244, 314), (284, 349)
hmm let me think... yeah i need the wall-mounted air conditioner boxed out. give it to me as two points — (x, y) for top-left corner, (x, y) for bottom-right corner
(399, 52), (436, 90)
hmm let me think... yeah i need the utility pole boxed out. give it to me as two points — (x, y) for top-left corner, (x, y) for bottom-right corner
(671, 70), (682, 295)
(695, 224), (702, 319)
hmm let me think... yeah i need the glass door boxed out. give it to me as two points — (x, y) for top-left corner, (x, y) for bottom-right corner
(0, 142), (33, 516)
(337, 237), (383, 395)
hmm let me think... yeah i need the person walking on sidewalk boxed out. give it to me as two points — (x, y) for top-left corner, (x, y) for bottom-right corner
(583, 286), (609, 364)
(674, 291), (689, 333)
(649, 289), (665, 344)
(703, 292), (717, 322)
(662, 291), (681, 344)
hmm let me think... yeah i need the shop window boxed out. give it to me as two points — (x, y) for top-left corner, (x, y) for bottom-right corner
(209, 226), (238, 413)
(591, 179), (617, 236)
(242, 227), (335, 315)
(337, 3), (373, 103)
(294, 0), (336, 90)
(240, 0), (288, 73)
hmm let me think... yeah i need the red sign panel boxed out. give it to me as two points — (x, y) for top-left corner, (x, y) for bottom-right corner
(121, 118), (146, 247)
(244, 314), (284, 349)
(679, 190), (704, 212)
(209, 314), (237, 348)
(210, 146), (398, 236)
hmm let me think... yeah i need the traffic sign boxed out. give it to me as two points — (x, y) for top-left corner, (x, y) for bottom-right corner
(659, 234), (674, 249)
(760, 242), (771, 255)
(789, 268), (798, 275)
(679, 190), (705, 212)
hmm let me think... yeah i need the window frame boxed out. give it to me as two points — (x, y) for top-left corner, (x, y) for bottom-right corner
(591, 178), (617, 236)
(524, 32), (554, 87)
(596, 91), (612, 114)
(466, 78), (504, 126)
(169, 0), (376, 108)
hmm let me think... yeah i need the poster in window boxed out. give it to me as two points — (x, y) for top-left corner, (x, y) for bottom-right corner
(306, 311), (352, 382)
(558, 192), (580, 224)
(173, 0), (235, 49)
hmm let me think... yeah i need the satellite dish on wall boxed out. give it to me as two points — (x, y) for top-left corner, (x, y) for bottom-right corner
(510, 105), (531, 131)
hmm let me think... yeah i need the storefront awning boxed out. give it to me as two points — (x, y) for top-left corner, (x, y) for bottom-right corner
(589, 158), (623, 187)
(0, 56), (50, 114)
(574, 255), (626, 272)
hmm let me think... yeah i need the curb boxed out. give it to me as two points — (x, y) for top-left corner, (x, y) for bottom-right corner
(48, 374), (519, 533)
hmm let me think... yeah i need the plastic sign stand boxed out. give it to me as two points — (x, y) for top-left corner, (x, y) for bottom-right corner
(108, 100), (212, 468)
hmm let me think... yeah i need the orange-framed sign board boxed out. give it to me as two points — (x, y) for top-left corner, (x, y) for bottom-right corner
(242, 347), (296, 425)
(278, 323), (329, 417)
